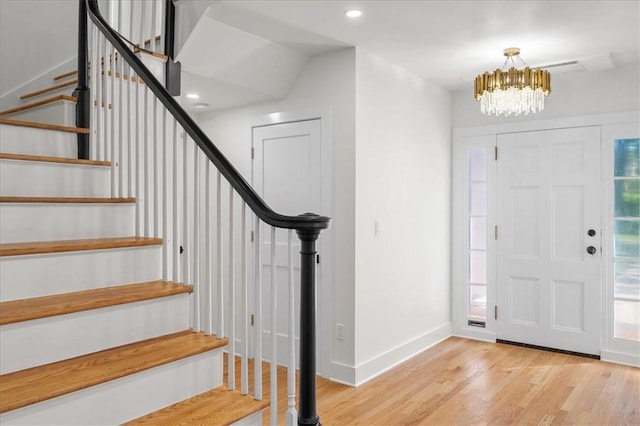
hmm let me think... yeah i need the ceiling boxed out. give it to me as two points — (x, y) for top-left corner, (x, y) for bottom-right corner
(178, 0), (640, 111)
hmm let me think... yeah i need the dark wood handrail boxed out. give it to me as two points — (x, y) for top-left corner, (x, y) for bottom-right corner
(84, 0), (331, 232)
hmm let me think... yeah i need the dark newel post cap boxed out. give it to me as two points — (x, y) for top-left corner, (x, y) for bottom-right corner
(296, 213), (323, 241)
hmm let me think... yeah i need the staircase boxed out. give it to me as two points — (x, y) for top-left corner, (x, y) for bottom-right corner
(0, 99), (267, 424)
(0, 1), (330, 424)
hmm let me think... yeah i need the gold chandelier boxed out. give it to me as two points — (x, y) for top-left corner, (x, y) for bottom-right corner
(474, 48), (551, 116)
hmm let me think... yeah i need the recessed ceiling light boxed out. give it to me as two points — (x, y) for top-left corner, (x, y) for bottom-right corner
(345, 9), (362, 18)
(186, 93), (200, 99)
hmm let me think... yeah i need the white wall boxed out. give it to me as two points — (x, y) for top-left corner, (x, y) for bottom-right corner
(0, 0), (78, 108)
(353, 52), (452, 385)
(196, 47), (454, 386)
(195, 48), (357, 382)
(452, 64), (640, 128)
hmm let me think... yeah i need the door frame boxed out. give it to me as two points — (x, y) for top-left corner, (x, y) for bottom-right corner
(452, 111), (639, 357)
(246, 107), (333, 377)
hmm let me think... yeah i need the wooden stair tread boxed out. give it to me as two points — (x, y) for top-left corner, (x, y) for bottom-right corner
(134, 47), (169, 61)
(0, 153), (110, 166)
(53, 70), (78, 81)
(20, 79), (78, 100)
(124, 387), (269, 426)
(0, 281), (192, 325)
(0, 236), (162, 257)
(0, 95), (77, 116)
(0, 331), (228, 414)
(0, 196), (135, 204)
(0, 117), (89, 134)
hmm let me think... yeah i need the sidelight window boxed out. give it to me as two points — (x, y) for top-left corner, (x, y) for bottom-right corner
(468, 149), (488, 319)
(612, 138), (639, 341)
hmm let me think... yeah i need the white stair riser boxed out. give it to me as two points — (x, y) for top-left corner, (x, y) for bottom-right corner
(0, 203), (135, 243)
(232, 411), (264, 426)
(0, 160), (110, 197)
(0, 294), (191, 375)
(0, 246), (161, 302)
(0, 124), (77, 157)
(3, 100), (76, 127)
(139, 51), (166, 85)
(0, 349), (222, 425)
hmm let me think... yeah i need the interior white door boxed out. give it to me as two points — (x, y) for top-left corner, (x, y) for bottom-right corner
(252, 119), (322, 369)
(496, 126), (602, 355)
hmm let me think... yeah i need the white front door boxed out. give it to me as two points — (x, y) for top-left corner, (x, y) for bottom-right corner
(496, 126), (602, 355)
(252, 119), (322, 369)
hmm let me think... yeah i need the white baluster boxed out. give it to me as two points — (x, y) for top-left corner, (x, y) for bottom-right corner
(90, 26), (98, 161)
(254, 216), (263, 400)
(205, 160), (212, 335)
(229, 188), (236, 390)
(172, 120), (180, 283)
(134, 70), (142, 236)
(128, 0), (134, 44)
(126, 63), (133, 199)
(159, 0), (166, 54)
(270, 226), (277, 426)
(193, 144), (200, 332)
(118, 55), (124, 198)
(217, 171), (224, 338)
(162, 108), (168, 281)
(143, 86), (150, 237)
(150, 0), (157, 52)
(153, 97), (160, 238)
(138, 0), (144, 49)
(88, 26), (98, 160)
(105, 43), (111, 165)
(95, 34), (103, 162)
(182, 131), (191, 328)
(286, 229), (297, 425)
(241, 202), (249, 395)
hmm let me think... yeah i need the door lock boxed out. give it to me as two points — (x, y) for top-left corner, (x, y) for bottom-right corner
(587, 229), (596, 237)
(587, 246), (597, 255)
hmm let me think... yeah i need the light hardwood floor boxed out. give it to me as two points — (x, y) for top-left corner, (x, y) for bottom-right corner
(227, 337), (639, 425)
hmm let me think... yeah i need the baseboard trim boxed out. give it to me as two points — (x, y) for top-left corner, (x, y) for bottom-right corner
(601, 349), (640, 368)
(354, 322), (452, 386)
(328, 361), (356, 386)
(452, 327), (496, 343)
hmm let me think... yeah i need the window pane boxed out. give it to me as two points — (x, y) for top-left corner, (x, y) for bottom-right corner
(614, 259), (640, 300)
(614, 179), (640, 217)
(614, 300), (640, 340)
(469, 251), (487, 284)
(468, 149), (487, 181)
(470, 217), (487, 250)
(469, 183), (487, 215)
(614, 220), (640, 257)
(614, 139), (640, 177)
(469, 285), (487, 318)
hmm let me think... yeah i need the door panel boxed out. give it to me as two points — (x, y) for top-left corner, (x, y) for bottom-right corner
(497, 126), (602, 355)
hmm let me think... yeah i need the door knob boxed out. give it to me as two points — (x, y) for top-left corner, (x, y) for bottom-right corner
(587, 229), (596, 237)
(587, 246), (597, 255)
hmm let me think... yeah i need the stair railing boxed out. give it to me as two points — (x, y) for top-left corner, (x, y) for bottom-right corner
(82, 1), (330, 425)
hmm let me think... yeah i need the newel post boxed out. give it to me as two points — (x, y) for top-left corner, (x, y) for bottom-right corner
(296, 214), (322, 426)
(163, 0), (181, 96)
(74, 0), (90, 159)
